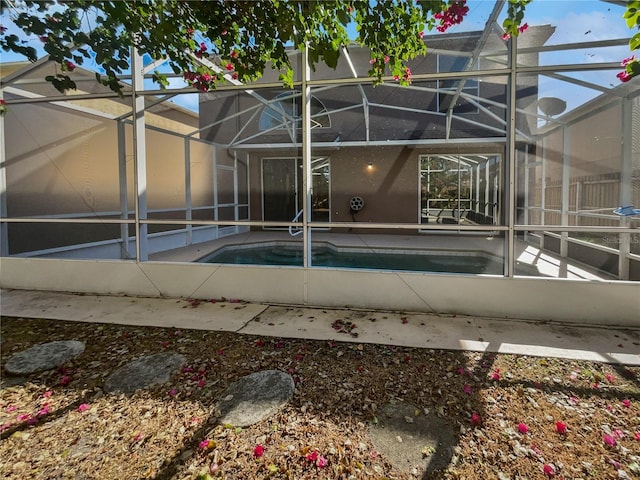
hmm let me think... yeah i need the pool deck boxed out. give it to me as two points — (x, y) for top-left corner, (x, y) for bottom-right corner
(2, 288), (638, 366)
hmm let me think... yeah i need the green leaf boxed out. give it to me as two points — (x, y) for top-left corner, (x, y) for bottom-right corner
(323, 47), (340, 69)
(630, 31), (640, 51)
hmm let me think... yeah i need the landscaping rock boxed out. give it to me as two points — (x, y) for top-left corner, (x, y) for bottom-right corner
(369, 402), (457, 475)
(4, 340), (85, 375)
(104, 352), (186, 394)
(216, 370), (294, 427)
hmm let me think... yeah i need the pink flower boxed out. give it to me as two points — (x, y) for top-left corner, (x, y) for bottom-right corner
(64, 60), (76, 71)
(77, 403), (89, 412)
(197, 379), (206, 388)
(316, 455), (327, 468)
(230, 50), (238, 58)
(6, 405), (16, 412)
(17, 414), (31, 422)
(463, 385), (472, 395)
(43, 391), (53, 398)
(434, 0), (469, 33)
(369, 58), (375, 65)
(622, 55), (636, 66)
(60, 375), (71, 386)
(471, 412), (481, 425)
(492, 370), (501, 381)
(253, 444), (265, 457)
(617, 70), (632, 83)
(605, 373), (615, 383)
(518, 23), (529, 34)
(168, 388), (177, 397)
(231, 73), (238, 80)
(384, 55), (390, 64)
(502, 33), (511, 41)
(0, 423), (11, 432)
(199, 439), (213, 450)
(134, 432), (144, 442)
(592, 382), (600, 390)
(603, 434), (617, 446)
(543, 464), (555, 477)
(517, 423), (528, 434)
(555, 421), (567, 434)
(634, 432), (640, 441)
(37, 405), (51, 417)
(225, 63), (234, 71)
(305, 451), (318, 462)
(622, 399), (631, 408)
(418, 31), (424, 39)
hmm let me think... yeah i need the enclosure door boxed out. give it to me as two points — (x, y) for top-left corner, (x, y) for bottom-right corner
(262, 157), (330, 224)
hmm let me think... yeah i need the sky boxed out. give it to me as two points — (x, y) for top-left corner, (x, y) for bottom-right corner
(0, 0), (633, 114)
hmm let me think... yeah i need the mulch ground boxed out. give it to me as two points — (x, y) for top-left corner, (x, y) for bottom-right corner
(1, 311), (639, 480)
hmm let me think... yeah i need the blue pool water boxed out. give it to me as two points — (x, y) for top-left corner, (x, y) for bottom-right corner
(199, 244), (503, 274)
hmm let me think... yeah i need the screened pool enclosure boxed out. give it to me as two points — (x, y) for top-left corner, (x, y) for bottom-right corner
(1, 1), (638, 325)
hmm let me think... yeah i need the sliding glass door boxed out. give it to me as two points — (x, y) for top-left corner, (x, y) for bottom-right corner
(262, 157), (330, 224)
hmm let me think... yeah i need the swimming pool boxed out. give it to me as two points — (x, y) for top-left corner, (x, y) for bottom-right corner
(198, 242), (504, 274)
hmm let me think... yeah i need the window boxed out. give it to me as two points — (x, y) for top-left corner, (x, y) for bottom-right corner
(259, 91), (330, 130)
(437, 55), (479, 114)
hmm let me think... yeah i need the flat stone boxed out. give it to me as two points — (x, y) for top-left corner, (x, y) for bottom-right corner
(4, 340), (85, 375)
(216, 370), (294, 427)
(104, 352), (186, 394)
(369, 402), (457, 475)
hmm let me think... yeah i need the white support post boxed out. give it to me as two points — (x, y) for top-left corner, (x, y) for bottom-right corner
(523, 148), (529, 226)
(184, 138), (193, 245)
(618, 97), (632, 280)
(0, 90), (8, 257)
(131, 45), (149, 261)
(475, 162), (480, 219)
(233, 151), (239, 233)
(540, 136), (546, 249)
(485, 161), (490, 217)
(213, 148), (219, 226)
(560, 126), (570, 259)
(117, 120), (131, 258)
(505, 32), (517, 277)
(302, 45), (312, 270)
